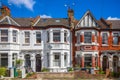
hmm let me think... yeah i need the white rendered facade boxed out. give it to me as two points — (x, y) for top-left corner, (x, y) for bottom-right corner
(0, 22), (72, 77)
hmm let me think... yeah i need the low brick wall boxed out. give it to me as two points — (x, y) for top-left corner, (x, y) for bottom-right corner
(36, 72), (74, 79)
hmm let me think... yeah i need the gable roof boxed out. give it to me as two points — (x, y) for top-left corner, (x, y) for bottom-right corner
(75, 10), (100, 28)
(0, 16), (20, 26)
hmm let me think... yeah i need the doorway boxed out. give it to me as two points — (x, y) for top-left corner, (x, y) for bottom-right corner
(36, 54), (41, 72)
(102, 56), (109, 71)
(113, 56), (118, 72)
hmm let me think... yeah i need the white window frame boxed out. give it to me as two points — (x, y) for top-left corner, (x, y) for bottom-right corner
(53, 53), (61, 67)
(84, 32), (92, 43)
(64, 30), (68, 42)
(0, 29), (8, 42)
(36, 32), (41, 44)
(101, 32), (109, 45)
(112, 32), (119, 45)
(24, 31), (30, 44)
(12, 30), (17, 43)
(53, 30), (61, 42)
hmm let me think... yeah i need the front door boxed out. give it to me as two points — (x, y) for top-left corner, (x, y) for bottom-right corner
(113, 56), (118, 72)
(36, 54), (41, 72)
(102, 56), (109, 71)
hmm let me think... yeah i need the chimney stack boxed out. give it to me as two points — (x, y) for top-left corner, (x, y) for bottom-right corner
(68, 8), (74, 28)
(0, 5), (10, 17)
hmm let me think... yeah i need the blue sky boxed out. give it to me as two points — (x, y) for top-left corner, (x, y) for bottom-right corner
(1, 0), (120, 20)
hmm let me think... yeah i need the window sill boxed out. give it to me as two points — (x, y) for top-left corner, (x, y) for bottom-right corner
(22, 44), (30, 46)
(34, 44), (41, 46)
(102, 44), (109, 46)
(112, 45), (120, 46)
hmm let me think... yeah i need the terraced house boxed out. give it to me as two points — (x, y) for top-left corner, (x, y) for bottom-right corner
(0, 5), (120, 77)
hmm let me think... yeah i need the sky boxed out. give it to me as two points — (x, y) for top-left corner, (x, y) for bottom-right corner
(1, 0), (120, 20)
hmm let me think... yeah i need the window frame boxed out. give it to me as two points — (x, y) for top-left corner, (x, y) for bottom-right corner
(36, 32), (41, 44)
(53, 30), (61, 42)
(102, 32), (108, 45)
(24, 31), (30, 44)
(12, 30), (17, 43)
(112, 32), (119, 45)
(64, 30), (67, 42)
(0, 29), (8, 42)
(84, 32), (92, 43)
(53, 53), (61, 67)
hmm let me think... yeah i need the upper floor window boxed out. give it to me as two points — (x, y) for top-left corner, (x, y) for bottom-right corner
(47, 31), (49, 42)
(53, 30), (60, 42)
(12, 30), (17, 42)
(84, 32), (92, 43)
(77, 32), (80, 44)
(64, 30), (67, 42)
(113, 33), (119, 45)
(25, 32), (30, 43)
(0, 30), (8, 42)
(36, 32), (41, 43)
(102, 33), (108, 45)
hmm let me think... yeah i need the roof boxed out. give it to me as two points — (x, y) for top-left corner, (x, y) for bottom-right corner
(34, 18), (69, 27)
(13, 18), (69, 27)
(106, 20), (120, 29)
(0, 16), (20, 26)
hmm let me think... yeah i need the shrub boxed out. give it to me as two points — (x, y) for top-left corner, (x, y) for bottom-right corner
(41, 68), (49, 72)
(68, 67), (74, 72)
(26, 72), (35, 78)
(17, 69), (22, 78)
(0, 67), (7, 77)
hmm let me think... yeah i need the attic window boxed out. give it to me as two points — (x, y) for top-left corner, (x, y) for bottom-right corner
(55, 20), (60, 22)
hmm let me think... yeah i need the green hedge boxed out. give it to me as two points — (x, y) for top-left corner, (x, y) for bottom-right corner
(0, 67), (7, 76)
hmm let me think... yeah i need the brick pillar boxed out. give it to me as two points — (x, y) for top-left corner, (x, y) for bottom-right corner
(81, 56), (84, 68)
(97, 56), (101, 67)
(92, 56), (95, 68)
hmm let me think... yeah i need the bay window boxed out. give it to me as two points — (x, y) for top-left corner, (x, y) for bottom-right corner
(47, 31), (49, 42)
(0, 54), (8, 67)
(84, 32), (92, 43)
(84, 54), (92, 67)
(77, 32), (80, 44)
(13, 30), (17, 42)
(53, 53), (60, 67)
(36, 32), (41, 43)
(64, 53), (67, 66)
(64, 30), (67, 42)
(53, 30), (60, 42)
(0, 30), (8, 42)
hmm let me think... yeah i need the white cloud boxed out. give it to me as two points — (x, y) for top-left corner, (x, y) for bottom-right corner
(107, 16), (120, 20)
(40, 14), (52, 18)
(8, 0), (36, 11)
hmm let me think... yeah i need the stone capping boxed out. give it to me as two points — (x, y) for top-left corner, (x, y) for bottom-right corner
(36, 72), (74, 79)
